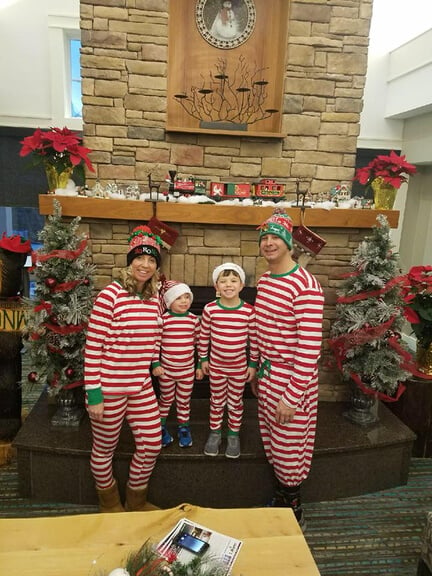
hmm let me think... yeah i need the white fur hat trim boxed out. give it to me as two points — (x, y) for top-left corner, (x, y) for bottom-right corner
(163, 282), (193, 309)
(212, 262), (246, 285)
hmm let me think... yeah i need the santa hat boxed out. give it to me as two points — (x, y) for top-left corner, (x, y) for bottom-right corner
(163, 281), (193, 309)
(127, 225), (162, 267)
(212, 262), (246, 285)
(257, 208), (293, 249)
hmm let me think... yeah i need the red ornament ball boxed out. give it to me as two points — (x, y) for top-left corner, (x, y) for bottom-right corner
(45, 277), (57, 289)
(65, 367), (75, 379)
(28, 371), (38, 383)
(83, 278), (90, 286)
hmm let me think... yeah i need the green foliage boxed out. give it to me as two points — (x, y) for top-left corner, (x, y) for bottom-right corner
(23, 200), (95, 394)
(330, 214), (410, 397)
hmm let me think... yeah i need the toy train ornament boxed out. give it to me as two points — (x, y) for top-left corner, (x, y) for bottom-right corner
(209, 179), (285, 200)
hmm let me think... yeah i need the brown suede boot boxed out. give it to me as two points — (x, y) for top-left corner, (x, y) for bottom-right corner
(96, 480), (125, 513)
(125, 484), (148, 512)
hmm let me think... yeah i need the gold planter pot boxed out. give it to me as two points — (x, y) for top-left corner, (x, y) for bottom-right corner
(371, 177), (397, 210)
(44, 164), (74, 193)
(416, 342), (432, 376)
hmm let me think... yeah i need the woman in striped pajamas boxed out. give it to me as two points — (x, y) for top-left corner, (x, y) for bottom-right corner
(253, 210), (324, 530)
(84, 225), (164, 513)
(199, 263), (258, 459)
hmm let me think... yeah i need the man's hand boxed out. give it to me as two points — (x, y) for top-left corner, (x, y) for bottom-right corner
(275, 400), (296, 425)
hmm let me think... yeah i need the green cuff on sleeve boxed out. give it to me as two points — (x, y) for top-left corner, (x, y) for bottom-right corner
(86, 387), (104, 405)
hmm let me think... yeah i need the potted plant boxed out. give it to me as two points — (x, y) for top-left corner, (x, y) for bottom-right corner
(329, 215), (410, 424)
(401, 265), (432, 376)
(354, 150), (416, 210)
(19, 126), (95, 193)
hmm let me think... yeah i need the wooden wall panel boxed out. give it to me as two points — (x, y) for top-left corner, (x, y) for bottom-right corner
(167, 0), (289, 137)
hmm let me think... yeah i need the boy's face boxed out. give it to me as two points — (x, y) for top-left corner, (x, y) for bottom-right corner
(215, 271), (244, 301)
(170, 292), (192, 314)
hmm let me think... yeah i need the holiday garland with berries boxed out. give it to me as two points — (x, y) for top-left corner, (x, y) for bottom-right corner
(329, 214), (413, 400)
(23, 200), (95, 395)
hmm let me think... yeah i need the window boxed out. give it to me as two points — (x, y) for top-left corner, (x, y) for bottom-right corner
(70, 38), (82, 118)
(48, 15), (82, 130)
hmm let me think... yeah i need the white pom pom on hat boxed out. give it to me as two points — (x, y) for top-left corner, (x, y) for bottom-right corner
(163, 282), (193, 309)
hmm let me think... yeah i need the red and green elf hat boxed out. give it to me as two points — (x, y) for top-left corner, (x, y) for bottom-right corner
(257, 208), (293, 249)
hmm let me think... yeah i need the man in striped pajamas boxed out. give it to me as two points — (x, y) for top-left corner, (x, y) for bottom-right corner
(199, 262), (258, 459)
(253, 210), (324, 529)
(84, 225), (164, 513)
(152, 281), (201, 449)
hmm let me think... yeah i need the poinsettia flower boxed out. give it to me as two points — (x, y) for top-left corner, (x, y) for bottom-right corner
(19, 126), (95, 174)
(354, 150), (416, 189)
(402, 265), (432, 348)
(403, 306), (420, 324)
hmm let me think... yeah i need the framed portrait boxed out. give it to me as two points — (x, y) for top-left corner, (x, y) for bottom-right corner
(195, 0), (257, 50)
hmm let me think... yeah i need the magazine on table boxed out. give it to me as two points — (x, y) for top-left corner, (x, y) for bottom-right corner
(156, 517), (243, 574)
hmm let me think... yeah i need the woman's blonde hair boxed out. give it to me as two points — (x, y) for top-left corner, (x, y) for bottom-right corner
(119, 266), (160, 300)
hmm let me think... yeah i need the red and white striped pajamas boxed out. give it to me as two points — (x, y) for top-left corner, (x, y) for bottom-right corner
(156, 311), (200, 424)
(84, 280), (162, 490)
(254, 266), (324, 487)
(198, 299), (258, 432)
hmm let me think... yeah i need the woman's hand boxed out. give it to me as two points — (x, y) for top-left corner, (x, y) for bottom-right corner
(87, 402), (104, 422)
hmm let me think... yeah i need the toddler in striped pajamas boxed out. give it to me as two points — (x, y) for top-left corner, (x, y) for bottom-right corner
(199, 262), (258, 459)
(253, 209), (324, 530)
(84, 225), (164, 513)
(152, 281), (201, 449)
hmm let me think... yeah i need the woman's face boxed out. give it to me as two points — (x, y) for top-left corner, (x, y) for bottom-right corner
(130, 254), (157, 289)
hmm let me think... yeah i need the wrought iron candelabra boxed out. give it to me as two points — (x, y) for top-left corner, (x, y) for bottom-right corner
(174, 55), (277, 129)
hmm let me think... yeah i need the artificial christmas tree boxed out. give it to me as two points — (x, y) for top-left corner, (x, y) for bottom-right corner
(23, 200), (94, 425)
(329, 214), (411, 424)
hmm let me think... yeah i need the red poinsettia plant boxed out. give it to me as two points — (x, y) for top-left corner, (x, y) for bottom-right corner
(354, 150), (416, 189)
(401, 265), (432, 348)
(19, 126), (95, 176)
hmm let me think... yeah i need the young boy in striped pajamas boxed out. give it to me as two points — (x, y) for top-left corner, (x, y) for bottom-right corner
(152, 282), (201, 449)
(252, 209), (324, 529)
(199, 262), (258, 459)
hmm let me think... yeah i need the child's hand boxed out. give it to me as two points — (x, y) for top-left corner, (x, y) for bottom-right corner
(201, 360), (209, 376)
(246, 366), (256, 382)
(195, 368), (204, 380)
(152, 366), (164, 377)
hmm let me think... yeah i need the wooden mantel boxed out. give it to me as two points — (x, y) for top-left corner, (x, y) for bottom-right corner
(38, 195), (400, 228)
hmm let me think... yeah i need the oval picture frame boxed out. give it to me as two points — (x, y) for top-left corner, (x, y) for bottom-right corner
(195, 0), (257, 50)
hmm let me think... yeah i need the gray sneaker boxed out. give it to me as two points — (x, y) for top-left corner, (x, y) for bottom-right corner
(204, 431), (222, 456)
(225, 435), (240, 459)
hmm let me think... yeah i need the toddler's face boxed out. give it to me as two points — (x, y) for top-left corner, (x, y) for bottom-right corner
(170, 292), (192, 314)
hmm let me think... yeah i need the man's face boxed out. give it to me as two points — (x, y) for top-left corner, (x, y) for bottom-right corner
(259, 234), (290, 264)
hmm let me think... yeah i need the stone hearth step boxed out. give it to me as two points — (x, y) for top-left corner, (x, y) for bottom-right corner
(13, 392), (415, 508)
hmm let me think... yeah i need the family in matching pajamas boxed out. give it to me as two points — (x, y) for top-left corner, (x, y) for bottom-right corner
(84, 210), (324, 529)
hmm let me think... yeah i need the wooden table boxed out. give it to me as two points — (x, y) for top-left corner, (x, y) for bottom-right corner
(0, 504), (320, 576)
